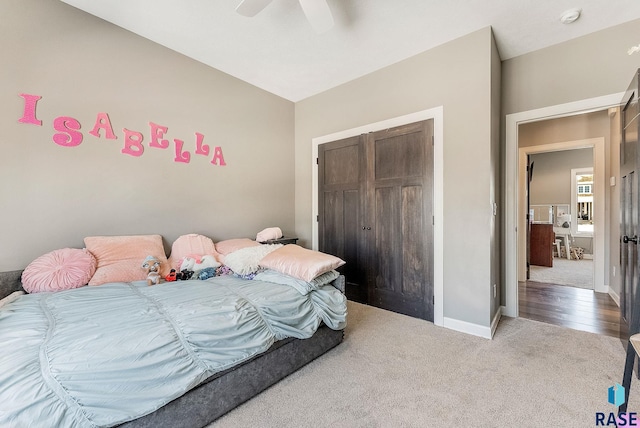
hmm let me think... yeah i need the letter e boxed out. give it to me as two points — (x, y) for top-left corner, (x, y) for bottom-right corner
(149, 122), (169, 149)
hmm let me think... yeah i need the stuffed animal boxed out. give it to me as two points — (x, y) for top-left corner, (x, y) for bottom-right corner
(142, 255), (162, 286)
(198, 267), (217, 280)
(165, 269), (177, 282)
(166, 269), (194, 281)
(176, 269), (194, 281)
(179, 254), (220, 273)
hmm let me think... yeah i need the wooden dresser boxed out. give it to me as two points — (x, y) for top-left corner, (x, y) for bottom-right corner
(530, 223), (554, 267)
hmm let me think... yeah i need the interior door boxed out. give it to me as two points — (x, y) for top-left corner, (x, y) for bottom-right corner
(620, 69), (640, 346)
(526, 157), (533, 279)
(318, 135), (367, 303)
(366, 120), (434, 321)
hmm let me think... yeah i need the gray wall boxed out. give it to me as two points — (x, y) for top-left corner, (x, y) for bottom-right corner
(504, 16), (639, 296)
(528, 149), (593, 206)
(490, 32), (502, 321)
(502, 19), (640, 115)
(295, 28), (497, 328)
(0, 0), (295, 271)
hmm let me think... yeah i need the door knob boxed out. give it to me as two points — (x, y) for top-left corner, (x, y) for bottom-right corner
(623, 235), (638, 244)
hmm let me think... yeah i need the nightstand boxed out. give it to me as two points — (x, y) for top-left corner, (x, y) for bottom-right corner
(260, 237), (298, 245)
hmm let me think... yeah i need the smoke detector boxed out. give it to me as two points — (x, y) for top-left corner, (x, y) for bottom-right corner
(560, 8), (581, 24)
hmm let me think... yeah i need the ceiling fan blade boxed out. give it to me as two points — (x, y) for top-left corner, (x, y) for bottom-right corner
(298, 0), (334, 33)
(236, 0), (273, 17)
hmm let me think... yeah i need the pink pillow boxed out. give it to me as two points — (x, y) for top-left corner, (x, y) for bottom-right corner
(168, 234), (220, 269)
(84, 235), (169, 286)
(259, 244), (345, 282)
(215, 238), (260, 255)
(22, 248), (97, 293)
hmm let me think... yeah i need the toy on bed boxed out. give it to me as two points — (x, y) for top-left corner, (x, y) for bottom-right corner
(180, 254), (220, 272)
(177, 254), (220, 280)
(142, 255), (162, 286)
(165, 268), (195, 281)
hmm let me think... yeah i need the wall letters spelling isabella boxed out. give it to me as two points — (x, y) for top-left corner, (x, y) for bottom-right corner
(17, 93), (226, 166)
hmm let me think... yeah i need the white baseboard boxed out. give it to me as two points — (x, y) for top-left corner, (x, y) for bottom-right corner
(443, 316), (493, 339)
(609, 287), (620, 307)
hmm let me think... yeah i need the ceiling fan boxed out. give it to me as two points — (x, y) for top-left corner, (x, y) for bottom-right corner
(235, 0), (334, 34)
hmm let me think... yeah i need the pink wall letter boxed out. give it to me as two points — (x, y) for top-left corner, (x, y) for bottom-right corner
(149, 122), (169, 149)
(122, 128), (144, 157)
(194, 132), (209, 156)
(173, 139), (191, 163)
(53, 116), (83, 147)
(18, 93), (42, 126)
(89, 113), (117, 139)
(211, 146), (226, 166)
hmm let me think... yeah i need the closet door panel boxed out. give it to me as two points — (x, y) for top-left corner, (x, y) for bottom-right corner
(401, 185), (425, 297)
(373, 186), (399, 293)
(367, 120), (433, 320)
(318, 136), (367, 303)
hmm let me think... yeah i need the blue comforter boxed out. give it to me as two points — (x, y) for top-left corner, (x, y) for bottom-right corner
(0, 276), (347, 427)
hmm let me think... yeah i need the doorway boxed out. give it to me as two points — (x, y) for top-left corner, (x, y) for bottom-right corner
(525, 147), (595, 291)
(505, 92), (623, 321)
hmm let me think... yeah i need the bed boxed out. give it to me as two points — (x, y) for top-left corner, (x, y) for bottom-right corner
(0, 240), (347, 427)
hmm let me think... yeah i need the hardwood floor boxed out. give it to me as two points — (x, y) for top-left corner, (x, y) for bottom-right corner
(519, 281), (620, 337)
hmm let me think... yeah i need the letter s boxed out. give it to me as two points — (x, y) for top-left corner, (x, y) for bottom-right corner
(53, 116), (83, 147)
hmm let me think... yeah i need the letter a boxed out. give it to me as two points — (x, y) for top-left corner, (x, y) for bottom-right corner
(89, 113), (117, 139)
(210, 147), (226, 166)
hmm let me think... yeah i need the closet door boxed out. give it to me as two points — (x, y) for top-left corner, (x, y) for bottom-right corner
(318, 135), (368, 303)
(365, 120), (434, 321)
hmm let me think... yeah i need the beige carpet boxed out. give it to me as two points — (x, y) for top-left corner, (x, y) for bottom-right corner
(529, 258), (593, 289)
(210, 301), (636, 428)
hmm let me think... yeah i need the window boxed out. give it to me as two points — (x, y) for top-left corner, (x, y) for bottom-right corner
(577, 184), (591, 194)
(571, 167), (594, 235)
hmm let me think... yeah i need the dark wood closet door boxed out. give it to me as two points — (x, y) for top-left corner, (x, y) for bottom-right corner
(365, 121), (434, 321)
(318, 135), (368, 303)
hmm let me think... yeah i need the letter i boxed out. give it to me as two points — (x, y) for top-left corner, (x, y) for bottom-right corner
(18, 93), (42, 125)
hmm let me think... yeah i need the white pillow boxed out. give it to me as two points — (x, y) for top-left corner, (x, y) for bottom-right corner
(224, 244), (283, 276)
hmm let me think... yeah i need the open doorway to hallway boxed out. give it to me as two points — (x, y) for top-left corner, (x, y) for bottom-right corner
(515, 110), (619, 336)
(526, 148), (594, 290)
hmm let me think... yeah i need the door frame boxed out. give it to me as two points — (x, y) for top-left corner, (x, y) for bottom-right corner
(505, 93), (623, 317)
(519, 139), (603, 289)
(311, 107), (444, 327)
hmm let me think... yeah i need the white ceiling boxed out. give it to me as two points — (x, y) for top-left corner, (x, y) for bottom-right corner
(60, 0), (640, 102)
